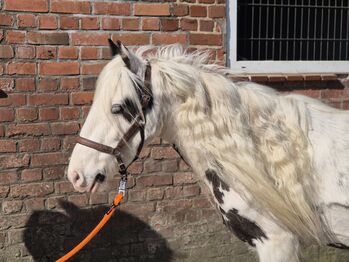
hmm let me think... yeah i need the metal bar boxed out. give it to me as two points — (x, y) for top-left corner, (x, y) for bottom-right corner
(266, 0), (269, 59)
(306, 1), (311, 60)
(333, 0), (337, 60)
(320, 0), (324, 60)
(258, 0), (262, 60)
(272, 0), (276, 59)
(339, 0), (343, 59)
(251, 0), (255, 59)
(300, 0), (304, 60)
(313, 2), (317, 60)
(326, 0), (331, 60)
(279, 1), (283, 59)
(293, 1), (297, 60)
(286, 0), (290, 60)
(347, 0), (349, 59)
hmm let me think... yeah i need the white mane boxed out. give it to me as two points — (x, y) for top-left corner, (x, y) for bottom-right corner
(97, 45), (335, 243)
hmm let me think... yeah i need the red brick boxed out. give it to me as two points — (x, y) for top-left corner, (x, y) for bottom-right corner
(4, 0), (48, 12)
(0, 94), (26, 107)
(36, 46), (57, 59)
(0, 155), (30, 169)
(138, 174), (173, 187)
(208, 6), (226, 18)
(142, 18), (160, 31)
(268, 75), (286, 82)
(71, 91), (94, 105)
(60, 107), (80, 120)
(16, 108), (38, 121)
(93, 2), (131, 15)
(41, 138), (61, 152)
(27, 32), (69, 45)
(21, 169), (42, 182)
(81, 47), (99, 60)
(81, 17), (99, 30)
(38, 16), (58, 29)
(181, 19), (198, 31)
(31, 153), (67, 167)
(15, 78), (34, 92)
(24, 198), (45, 211)
(39, 62), (79, 76)
(0, 45), (14, 58)
(58, 47), (78, 59)
(0, 108), (15, 122)
(10, 183), (54, 198)
(6, 123), (50, 136)
(82, 77), (97, 90)
(161, 19), (179, 31)
(0, 79), (14, 92)
(61, 77), (80, 90)
(90, 192), (108, 205)
(50, 122), (79, 135)
(68, 194), (88, 207)
(43, 166), (64, 180)
(172, 4), (189, 16)
(60, 16), (79, 29)
(128, 161), (143, 174)
(147, 188), (164, 201)
(71, 32), (109, 46)
(111, 33), (150, 46)
(101, 18), (120, 30)
(249, 75), (269, 82)
(134, 4), (170, 16)
(189, 33), (222, 46)
(151, 146), (178, 159)
(18, 139), (40, 152)
(152, 33), (186, 45)
(2, 200), (22, 214)
(28, 93), (68, 106)
(0, 14), (14, 26)
(6, 31), (25, 44)
(38, 78), (58, 92)
(7, 62), (36, 75)
(0, 172), (17, 184)
(55, 181), (74, 193)
(81, 62), (107, 75)
(200, 20), (214, 32)
(199, 0), (215, 3)
(17, 14), (36, 28)
(39, 108), (59, 121)
(0, 140), (16, 153)
(122, 18), (139, 31)
(16, 46), (35, 59)
(190, 6), (207, 17)
(51, 0), (90, 14)
(304, 75), (322, 81)
(144, 159), (162, 173)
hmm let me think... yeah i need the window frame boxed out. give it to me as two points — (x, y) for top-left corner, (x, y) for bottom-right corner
(227, 0), (349, 74)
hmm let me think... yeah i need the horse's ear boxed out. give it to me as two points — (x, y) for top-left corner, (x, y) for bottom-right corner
(108, 38), (121, 56)
(0, 89), (8, 99)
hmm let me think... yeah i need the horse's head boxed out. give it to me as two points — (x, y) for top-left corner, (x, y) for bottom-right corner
(0, 89), (8, 99)
(67, 40), (161, 193)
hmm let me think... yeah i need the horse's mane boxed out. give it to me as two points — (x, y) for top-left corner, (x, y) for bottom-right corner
(98, 45), (333, 243)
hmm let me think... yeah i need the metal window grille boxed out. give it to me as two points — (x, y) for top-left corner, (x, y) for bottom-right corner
(237, 0), (349, 61)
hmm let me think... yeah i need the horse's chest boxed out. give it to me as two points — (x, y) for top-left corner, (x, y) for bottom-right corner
(205, 169), (268, 246)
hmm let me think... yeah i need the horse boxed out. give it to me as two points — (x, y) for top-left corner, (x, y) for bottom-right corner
(67, 40), (349, 262)
(0, 89), (8, 98)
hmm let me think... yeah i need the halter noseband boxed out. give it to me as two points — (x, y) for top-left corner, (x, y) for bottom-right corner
(75, 62), (153, 190)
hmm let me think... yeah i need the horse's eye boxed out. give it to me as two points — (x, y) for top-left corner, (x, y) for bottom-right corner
(111, 104), (123, 114)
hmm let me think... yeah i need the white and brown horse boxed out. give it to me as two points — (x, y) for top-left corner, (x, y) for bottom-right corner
(67, 40), (349, 261)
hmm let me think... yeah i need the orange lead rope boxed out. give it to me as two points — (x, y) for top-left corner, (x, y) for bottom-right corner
(56, 178), (127, 262)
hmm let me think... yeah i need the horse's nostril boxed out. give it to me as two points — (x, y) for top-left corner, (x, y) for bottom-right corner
(96, 173), (105, 183)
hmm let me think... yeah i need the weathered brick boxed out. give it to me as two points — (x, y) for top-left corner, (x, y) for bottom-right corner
(0, 140), (16, 153)
(2, 200), (22, 214)
(112, 33), (150, 46)
(4, 0), (48, 12)
(152, 33), (186, 45)
(151, 146), (178, 159)
(71, 91), (94, 105)
(6, 123), (50, 136)
(0, 14), (14, 26)
(189, 33), (222, 46)
(161, 19), (179, 31)
(93, 2), (131, 15)
(58, 47), (78, 59)
(122, 18), (139, 31)
(16, 46), (35, 59)
(0, 108), (15, 122)
(16, 108), (38, 122)
(24, 198), (45, 211)
(142, 18), (160, 31)
(6, 31), (25, 44)
(181, 19), (198, 31)
(61, 77), (80, 90)
(31, 152), (67, 167)
(38, 78), (58, 92)
(50, 122), (79, 135)
(0, 172), (17, 184)
(39, 108), (59, 120)
(68, 194), (88, 207)
(51, 0), (90, 14)
(81, 62), (107, 75)
(172, 4), (189, 16)
(200, 20), (214, 32)
(144, 159), (162, 173)
(71, 32), (109, 46)
(39, 62), (79, 76)
(54, 181), (74, 194)
(101, 17), (120, 30)
(60, 16), (79, 29)
(134, 4), (170, 16)
(208, 6), (226, 18)
(36, 46), (57, 59)
(18, 138), (40, 152)
(147, 188), (165, 201)
(81, 47), (99, 60)
(28, 93), (68, 105)
(41, 138), (61, 152)
(43, 166), (64, 180)
(60, 107), (80, 120)
(27, 32), (69, 45)
(82, 77), (97, 90)
(190, 6), (207, 17)
(0, 94), (26, 107)
(0, 78), (14, 91)
(21, 169), (42, 182)
(81, 17), (99, 30)
(137, 174), (173, 187)
(7, 62), (36, 75)
(0, 155), (30, 169)
(90, 192), (108, 205)
(39, 16), (58, 29)
(10, 183), (54, 198)
(0, 45), (14, 58)
(17, 14), (36, 28)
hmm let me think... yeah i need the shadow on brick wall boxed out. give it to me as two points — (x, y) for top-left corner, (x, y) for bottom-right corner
(23, 200), (173, 262)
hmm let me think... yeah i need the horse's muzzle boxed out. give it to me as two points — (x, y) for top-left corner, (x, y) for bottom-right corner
(0, 89), (8, 98)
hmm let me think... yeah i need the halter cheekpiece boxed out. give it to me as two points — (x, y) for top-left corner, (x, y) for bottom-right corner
(75, 61), (153, 193)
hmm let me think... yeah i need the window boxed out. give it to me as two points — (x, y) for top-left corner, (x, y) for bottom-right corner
(228, 0), (349, 73)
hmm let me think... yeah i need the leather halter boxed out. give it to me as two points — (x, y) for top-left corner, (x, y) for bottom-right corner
(76, 62), (152, 182)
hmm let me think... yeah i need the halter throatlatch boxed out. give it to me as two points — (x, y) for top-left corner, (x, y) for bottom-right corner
(56, 62), (152, 262)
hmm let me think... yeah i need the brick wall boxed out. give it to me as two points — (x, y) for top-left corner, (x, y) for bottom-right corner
(0, 0), (348, 261)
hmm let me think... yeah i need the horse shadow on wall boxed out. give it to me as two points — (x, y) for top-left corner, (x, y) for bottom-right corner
(23, 200), (173, 262)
